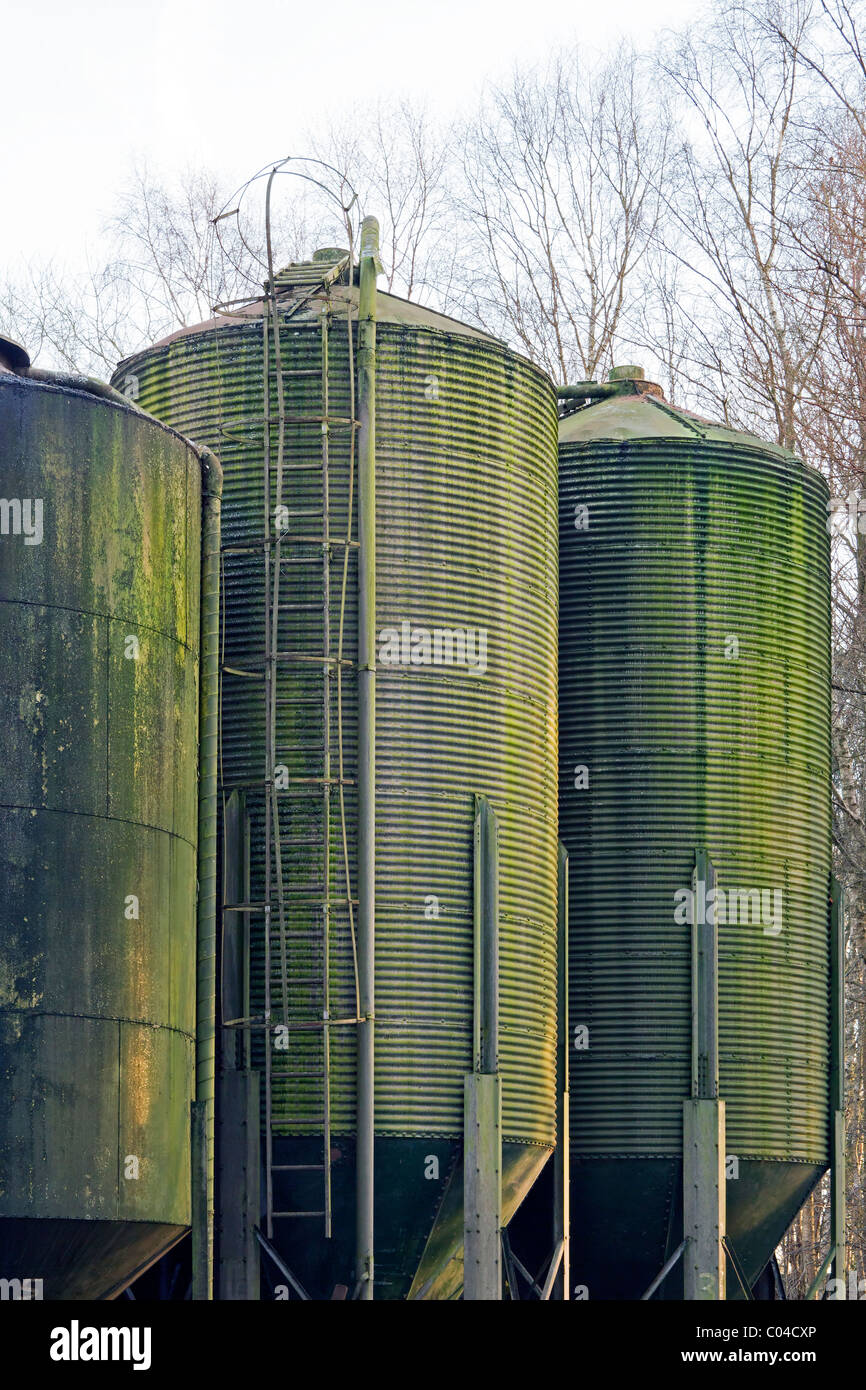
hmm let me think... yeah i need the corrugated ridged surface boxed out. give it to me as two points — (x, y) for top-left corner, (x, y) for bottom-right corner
(559, 434), (831, 1163)
(116, 291), (559, 1145)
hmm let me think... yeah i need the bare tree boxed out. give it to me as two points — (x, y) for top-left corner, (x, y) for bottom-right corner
(0, 258), (141, 376)
(649, 1), (833, 448)
(0, 162), (326, 374)
(753, 0), (866, 1294)
(309, 99), (454, 305)
(452, 44), (671, 383)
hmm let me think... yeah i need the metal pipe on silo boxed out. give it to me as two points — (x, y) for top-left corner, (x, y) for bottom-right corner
(193, 446), (223, 1301)
(356, 216), (381, 1300)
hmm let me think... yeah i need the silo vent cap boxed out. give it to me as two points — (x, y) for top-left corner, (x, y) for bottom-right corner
(608, 365), (645, 382)
(313, 247), (350, 262)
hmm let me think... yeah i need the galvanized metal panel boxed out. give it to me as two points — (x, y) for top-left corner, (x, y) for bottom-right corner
(117, 295), (559, 1151)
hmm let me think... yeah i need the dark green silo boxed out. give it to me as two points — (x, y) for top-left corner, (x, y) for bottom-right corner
(112, 251), (559, 1299)
(0, 350), (202, 1298)
(559, 369), (831, 1299)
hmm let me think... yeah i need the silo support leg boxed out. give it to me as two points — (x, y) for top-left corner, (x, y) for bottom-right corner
(553, 842), (570, 1300)
(464, 1073), (502, 1299)
(464, 794), (501, 1301)
(217, 1070), (261, 1300)
(191, 1100), (209, 1301)
(683, 848), (725, 1300)
(683, 1098), (726, 1300)
(830, 1110), (846, 1297)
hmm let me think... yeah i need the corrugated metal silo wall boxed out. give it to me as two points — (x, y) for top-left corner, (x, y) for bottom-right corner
(117, 305), (559, 1151)
(559, 433), (831, 1294)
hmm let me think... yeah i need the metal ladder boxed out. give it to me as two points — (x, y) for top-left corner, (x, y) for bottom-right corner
(260, 277), (359, 1241)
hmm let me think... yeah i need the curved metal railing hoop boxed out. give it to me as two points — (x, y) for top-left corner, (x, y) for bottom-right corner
(208, 155), (359, 311)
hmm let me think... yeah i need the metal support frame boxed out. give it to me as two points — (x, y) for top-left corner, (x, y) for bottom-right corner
(217, 791), (261, 1300)
(828, 876), (846, 1298)
(255, 1227), (311, 1300)
(191, 1100), (209, 1300)
(355, 216), (381, 1300)
(192, 449), (223, 1302)
(464, 795), (502, 1301)
(218, 1072), (261, 1300)
(551, 842), (570, 1299)
(683, 848), (726, 1301)
(640, 1240), (687, 1301)
(802, 876), (847, 1301)
(496, 844), (569, 1302)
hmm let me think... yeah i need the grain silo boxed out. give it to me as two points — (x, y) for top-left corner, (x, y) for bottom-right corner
(558, 366), (838, 1299)
(112, 225), (561, 1299)
(0, 337), (220, 1298)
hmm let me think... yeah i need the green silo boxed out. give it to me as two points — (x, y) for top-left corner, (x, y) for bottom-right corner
(559, 368), (832, 1299)
(0, 343), (203, 1298)
(112, 248), (560, 1299)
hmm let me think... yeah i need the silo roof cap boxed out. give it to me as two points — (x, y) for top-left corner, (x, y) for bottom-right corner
(559, 367), (802, 461)
(132, 269), (501, 353)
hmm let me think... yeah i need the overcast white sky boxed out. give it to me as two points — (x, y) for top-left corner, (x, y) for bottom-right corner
(5, 0), (702, 274)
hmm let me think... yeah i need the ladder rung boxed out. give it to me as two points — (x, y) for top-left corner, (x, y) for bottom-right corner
(221, 666), (266, 680)
(272, 1017), (356, 1028)
(271, 1077), (324, 1083)
(279, 602), (326, 610)
(282, 776), (354, 786)
(269, 893), (335, 904)
(220, 409), (358, 428)
(222, 653), (351, 674)
(277, 414), (356, 426)
(218, 778), (354, 795)
(279, 539), (359, 552)
(272, 1211), (326, 1219)
(221, 537), (358, 556)
(224, 1015), (358, 1030)
(234, 783), (340, 800)
(223, 897), (355, 912)
(275, 653), (353, 666)
(265, 927), (326, 937)
(270, 1068), (324, 1078)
